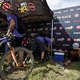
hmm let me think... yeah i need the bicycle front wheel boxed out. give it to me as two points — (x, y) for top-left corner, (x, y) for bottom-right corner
(0, 47), (34, 80)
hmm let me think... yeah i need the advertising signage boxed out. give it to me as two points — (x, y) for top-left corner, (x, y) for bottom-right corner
(53, 6), (80, 51)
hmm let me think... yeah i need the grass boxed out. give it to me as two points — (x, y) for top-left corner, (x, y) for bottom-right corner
(0, 56), (80, 80)
(28, 60), (80, 80)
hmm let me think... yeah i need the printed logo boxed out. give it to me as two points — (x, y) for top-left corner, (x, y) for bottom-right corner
(20, 2), (27, 6)
(74, 38), (77, 42)
(76, 25), (80, 29)
(57, 38), (64, 41)
(59, 26), (63, 30)
(0, 0), (4, 6)
(67, 38), (71, 41)
(18, 2), (29, 13)
(2, 2), (11, 11)
(74, 38), (80, 41)
(62, 15), (71, 19)
(65, 26), (73, 30)
(70, 9), (74, 11)
(75, 14), (79, 17)
(28, 2), (36, 11)
(53, 27), (57, 30)
(64, 20), (71, 24)
(55, 32), (61, 35)
(63, 10), (68, 12)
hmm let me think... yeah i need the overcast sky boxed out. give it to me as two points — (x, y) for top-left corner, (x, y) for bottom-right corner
(46, 0), (80, 10)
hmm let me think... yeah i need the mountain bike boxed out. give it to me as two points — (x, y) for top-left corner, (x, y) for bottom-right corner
(0, 34), (34, 80)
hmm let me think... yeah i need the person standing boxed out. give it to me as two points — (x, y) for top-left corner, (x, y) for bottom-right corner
(5, 8), (24, 72)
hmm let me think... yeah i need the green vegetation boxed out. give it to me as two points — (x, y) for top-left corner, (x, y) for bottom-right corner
(28, 60), (80, 80)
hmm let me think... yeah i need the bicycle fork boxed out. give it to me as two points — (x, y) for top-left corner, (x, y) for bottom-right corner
(10, 47), (19, 67)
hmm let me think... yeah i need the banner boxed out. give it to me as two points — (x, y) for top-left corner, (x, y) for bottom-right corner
(53, 6), (80, 51)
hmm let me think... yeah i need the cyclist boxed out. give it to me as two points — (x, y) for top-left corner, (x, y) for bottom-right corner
(29, 32), (51, 63)
(5, 7), (24, 72)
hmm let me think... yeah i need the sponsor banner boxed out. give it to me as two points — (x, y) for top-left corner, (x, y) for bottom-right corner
(53, 6), (80, 50)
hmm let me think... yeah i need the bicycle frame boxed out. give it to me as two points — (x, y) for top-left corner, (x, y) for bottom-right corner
(0, 36), (19, 66)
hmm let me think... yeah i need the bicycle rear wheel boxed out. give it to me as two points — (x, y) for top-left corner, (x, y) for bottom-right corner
(0, 47), (34, 80)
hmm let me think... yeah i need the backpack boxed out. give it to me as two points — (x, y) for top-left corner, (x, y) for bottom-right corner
(14, 14), (26, 34)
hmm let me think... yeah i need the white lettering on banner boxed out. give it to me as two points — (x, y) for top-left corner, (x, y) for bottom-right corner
(74, 32), (80, 34)
(57, 38), (64, 41)
(56, 15), (71, 19)
(63, 10), (68, 12)
(55, 32), (61, 35)
(57, 16), (61, 19)
(64, 21), (71, 24)
(54, 11), (61, 14)
(65, 26), (73, 30)
(76, 8), (80, 11)
(62, 15), (71, 19)
(70, 9), (74, 11)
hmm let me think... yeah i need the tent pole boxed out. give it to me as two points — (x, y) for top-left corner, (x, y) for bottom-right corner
(51, 13), (54, 57)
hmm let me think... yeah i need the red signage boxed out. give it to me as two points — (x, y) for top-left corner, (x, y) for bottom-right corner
(28, 2), (36, 11)
(2, 2), (11, 11)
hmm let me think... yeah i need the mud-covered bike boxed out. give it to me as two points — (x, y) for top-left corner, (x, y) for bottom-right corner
(0, 34), (34, 80)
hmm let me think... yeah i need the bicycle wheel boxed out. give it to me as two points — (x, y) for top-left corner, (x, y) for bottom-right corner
(0, 47), (34, 80)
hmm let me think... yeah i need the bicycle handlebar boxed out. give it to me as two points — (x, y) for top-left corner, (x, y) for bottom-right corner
(0, 33), (15, 47)
(4, 33), (15, 39)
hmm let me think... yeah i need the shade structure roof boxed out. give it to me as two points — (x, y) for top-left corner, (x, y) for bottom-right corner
(0, 0), (53, 23)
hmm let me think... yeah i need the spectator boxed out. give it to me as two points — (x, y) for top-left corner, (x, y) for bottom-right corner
(29, 32), (51, 63)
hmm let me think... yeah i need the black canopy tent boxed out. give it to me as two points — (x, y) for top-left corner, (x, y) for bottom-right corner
(0, 0), (54, 54)
(12, 0), (53, 23)
(0, 0), (53, 23)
